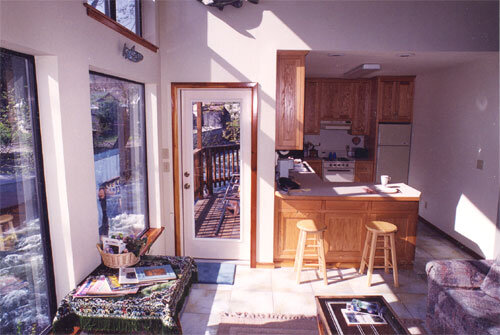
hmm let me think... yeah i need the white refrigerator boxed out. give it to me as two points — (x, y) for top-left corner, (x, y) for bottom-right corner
(376, 124), (412, 184)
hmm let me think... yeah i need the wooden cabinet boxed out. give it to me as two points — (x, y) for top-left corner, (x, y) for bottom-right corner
(305, 159), (323, 179)
(377, 77), (415, 123)
(304, 80), (320, 134)
(354, 160), (374, 182)
(350, 80), (371, 135)
(319, 80), (355, 121)
(274, 197), (418, 267)
(275, 51), (308, 150)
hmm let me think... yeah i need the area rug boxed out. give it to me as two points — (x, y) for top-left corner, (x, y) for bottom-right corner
(196, 262), (236, 285)
(216, 312), (318, 335)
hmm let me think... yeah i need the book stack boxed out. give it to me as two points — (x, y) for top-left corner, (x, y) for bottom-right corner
(73, 264), (176, 298)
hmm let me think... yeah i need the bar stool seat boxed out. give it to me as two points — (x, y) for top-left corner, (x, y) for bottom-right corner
(0, 214), (17, 251)
(359, 220), (399, 287)
(294, 219), (329, 285)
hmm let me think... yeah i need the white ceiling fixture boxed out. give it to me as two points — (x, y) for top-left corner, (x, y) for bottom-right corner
(343, 63), (381, 78)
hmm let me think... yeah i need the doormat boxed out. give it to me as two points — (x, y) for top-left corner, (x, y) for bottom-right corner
(196, 262), (236, 285)
(216, 312), (318, 335)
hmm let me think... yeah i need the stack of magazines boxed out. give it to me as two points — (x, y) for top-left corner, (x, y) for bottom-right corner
(73, 264), (176, 298)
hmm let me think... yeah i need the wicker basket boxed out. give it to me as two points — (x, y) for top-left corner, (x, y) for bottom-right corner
(96, 243), (140, 268)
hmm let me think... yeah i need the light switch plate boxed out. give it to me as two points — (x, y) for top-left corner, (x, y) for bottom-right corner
(476, 160), (484, 170)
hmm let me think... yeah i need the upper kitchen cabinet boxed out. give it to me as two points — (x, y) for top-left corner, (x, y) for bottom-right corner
(276, 50), (308, 150)
(377, 76), (415, 123)
(350, 80), (371, 135)
(304, 79), (320, 134)
(319, 79), (355, 121)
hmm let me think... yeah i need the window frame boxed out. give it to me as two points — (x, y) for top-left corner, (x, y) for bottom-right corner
(91, 0), (142, 37)
(84, 2), (158, 53)
(0, 47), (57, 335)
(89, 70), (151, 239)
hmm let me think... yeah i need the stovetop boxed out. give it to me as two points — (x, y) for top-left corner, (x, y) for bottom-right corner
(322, 157), (353, 162)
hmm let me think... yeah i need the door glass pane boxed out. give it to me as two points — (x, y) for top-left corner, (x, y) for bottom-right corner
(89, 72), (148, 238)
(193, 102), (241, 239)
(0, 49), (54, 334)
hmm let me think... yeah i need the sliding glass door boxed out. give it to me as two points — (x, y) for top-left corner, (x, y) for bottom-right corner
(0, 48), (56, 334)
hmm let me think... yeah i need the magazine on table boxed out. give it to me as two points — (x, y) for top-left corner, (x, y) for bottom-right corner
(118, 264), (176, 285)
(74, 276), (138, 298)
(341, 309), (387, 325)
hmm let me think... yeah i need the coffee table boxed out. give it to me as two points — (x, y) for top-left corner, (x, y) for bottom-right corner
(316, 295), (410, 335)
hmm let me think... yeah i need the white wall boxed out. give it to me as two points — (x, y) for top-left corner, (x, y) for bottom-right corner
(0, 0), (163, 302)
(158, 0), (499, 262)
(410, 56), (499, 259)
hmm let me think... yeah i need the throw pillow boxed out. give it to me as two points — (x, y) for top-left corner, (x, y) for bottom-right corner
(481, 256), (500, 301)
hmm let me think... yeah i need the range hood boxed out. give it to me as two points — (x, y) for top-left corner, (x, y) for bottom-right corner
(320, 120), (352, 130)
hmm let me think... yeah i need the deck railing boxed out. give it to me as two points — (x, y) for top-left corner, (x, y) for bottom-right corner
(193, 144), (240, 199)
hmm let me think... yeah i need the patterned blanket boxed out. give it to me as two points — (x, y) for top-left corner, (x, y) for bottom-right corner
(53, 255), (197, 334)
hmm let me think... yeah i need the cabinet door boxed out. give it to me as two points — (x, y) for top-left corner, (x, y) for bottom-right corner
(306, 160), (323, 179)
(378, 80), (396, 122)
(275, 52), (307, 150)
(275, 211), (323, 260)
(396, 80), (414, 122)
(351, 81), (371, 135)
(368, 211), (417, 264)
(304, 80), (320, 134)
(354, 160), (373, 182)
(323, 213), (367, 262)
(319, 81), (336, 120)
(336, 82), (356, 120)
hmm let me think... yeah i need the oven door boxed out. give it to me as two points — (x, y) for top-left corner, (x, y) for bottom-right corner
(323, 168), (355, 182)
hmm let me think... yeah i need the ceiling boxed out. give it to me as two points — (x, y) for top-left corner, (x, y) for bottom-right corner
(305, 51), (497, 78)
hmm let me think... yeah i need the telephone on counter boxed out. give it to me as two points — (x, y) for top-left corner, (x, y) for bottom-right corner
(278, 177), (300, 192)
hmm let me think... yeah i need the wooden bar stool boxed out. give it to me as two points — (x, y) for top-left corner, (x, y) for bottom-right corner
(0, 214), (17, 251)
(294, 219), (328, 285)
(359, 220), (399, 287)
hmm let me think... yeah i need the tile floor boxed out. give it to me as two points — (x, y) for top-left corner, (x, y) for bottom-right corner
(180, 222), (475, 334)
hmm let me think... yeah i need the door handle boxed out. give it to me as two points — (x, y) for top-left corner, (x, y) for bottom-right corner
(184, 183), (191, 189)
(184, 171), (190, 177)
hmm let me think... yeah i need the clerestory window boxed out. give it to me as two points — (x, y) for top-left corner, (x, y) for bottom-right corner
(87, 0), (142, 36)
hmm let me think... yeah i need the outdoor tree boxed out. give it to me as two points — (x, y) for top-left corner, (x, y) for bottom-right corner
(222, 103), (240, 144)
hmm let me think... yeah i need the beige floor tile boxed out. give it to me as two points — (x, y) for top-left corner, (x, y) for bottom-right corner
(308, 269), (356, 295)
(397, 293), (428, 320)
(345, 270), (397, 295)
(192, 283), (233, 291)
(229, 290), (274, 313)
(272, 292), (317, 316)
(180, 312), (213, 335)
(380, 269), (428, 294)
(233, 266), (273, 291)
(271, 267), (313, 293)
(184, 288), (231, 314)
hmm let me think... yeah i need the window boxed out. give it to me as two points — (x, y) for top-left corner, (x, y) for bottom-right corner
(0, 48), (56, 334)
(89, 72), (149, 238)
(87, 0), (142, 36)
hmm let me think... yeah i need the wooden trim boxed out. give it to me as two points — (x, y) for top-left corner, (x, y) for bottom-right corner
(84, 3), (159, 53)
(256, 262), (275, 269)
(140, 227), (165, 256)
(418, 216), (483, 260)
(171, 82), (259, 267)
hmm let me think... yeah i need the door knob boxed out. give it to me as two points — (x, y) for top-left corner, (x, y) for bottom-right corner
(184, 171), (190, 177)
(184, 183), (190, 189)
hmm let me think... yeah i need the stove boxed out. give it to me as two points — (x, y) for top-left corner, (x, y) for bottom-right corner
(322, 158), (355, 182)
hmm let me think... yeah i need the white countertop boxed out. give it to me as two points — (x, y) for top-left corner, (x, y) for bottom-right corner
(277, 168), (421, 200)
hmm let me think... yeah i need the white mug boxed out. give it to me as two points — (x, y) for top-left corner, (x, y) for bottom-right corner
(381, 175), (391, 186)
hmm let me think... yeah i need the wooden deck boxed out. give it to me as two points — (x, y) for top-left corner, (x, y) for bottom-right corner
(194, 193), (240, 239)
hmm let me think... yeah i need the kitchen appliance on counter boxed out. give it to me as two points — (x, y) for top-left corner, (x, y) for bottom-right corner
(277, 159), (294, 178)
(322, 158), (355, 182)
(376, 124), (412, 184)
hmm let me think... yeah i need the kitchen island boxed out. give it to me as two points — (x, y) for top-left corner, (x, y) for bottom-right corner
(274, 169), (421, 268)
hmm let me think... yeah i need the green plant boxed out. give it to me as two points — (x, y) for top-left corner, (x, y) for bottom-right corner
(110, 233), (147, 257)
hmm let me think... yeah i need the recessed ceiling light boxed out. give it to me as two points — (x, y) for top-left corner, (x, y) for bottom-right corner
(398, 53), (415, 58)
(327, 53), (345, 57)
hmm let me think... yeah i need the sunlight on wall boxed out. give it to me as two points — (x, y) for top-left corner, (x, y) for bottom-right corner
(455, 194), (495, 257)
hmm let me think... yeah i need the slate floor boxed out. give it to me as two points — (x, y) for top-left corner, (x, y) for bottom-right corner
(180, 221), (475, 334)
